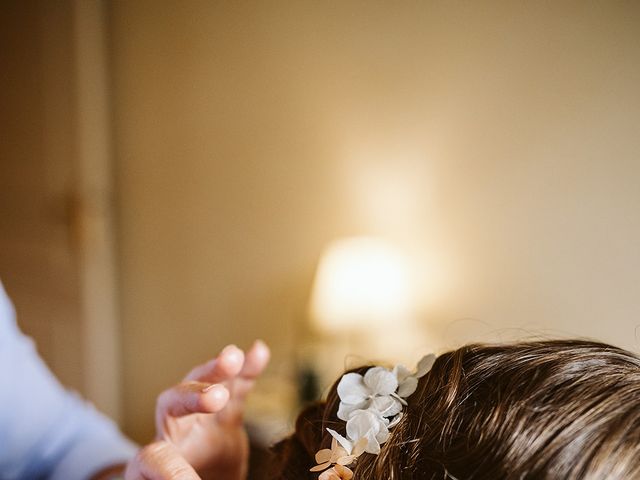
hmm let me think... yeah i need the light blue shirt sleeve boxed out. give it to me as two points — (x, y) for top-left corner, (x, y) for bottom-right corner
(0, 282), (137, 480)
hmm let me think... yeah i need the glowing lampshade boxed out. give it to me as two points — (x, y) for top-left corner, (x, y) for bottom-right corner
(309, 237), (412, 332)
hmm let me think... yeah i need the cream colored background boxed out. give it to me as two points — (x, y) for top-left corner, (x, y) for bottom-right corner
(109, 1), (640, 441)
(1, 1), (639, 444)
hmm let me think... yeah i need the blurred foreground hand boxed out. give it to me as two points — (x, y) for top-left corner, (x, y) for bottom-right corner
(125, 341), (270, 480)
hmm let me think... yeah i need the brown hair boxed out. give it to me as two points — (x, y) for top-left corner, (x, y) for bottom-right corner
(269, 340), (640, 479)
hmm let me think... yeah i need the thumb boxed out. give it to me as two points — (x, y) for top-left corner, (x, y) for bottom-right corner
(126, 442), (201, 480)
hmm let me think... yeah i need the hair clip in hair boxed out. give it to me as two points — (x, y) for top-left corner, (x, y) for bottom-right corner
(310, 354), (435, 479)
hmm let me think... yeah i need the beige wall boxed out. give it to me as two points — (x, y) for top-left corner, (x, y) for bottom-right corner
(109, 1), (640, 441)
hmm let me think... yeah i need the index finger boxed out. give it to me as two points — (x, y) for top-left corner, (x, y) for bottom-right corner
(156, 382), (229, 421)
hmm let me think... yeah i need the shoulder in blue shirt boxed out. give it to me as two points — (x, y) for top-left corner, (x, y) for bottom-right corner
(0, 281), (137, 480)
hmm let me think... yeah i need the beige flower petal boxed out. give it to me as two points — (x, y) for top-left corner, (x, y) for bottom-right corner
(336, 454), (356, 465)
(353, 437), (368, 456)
(334, 464), (355, 479)
(319, 468), (341, 480)
(310, 461), (332, 472)
(316, 448), (332, 464)
(331, 446), (349, 462)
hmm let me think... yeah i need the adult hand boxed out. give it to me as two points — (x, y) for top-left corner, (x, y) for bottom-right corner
(125, 441), (200, 480)
(125, 340), (270, 480)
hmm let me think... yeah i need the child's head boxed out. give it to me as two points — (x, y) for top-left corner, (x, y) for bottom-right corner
(271, 340), (640, 479)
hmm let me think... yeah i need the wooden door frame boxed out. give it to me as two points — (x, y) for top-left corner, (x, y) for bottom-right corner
(71, 0), (122, 422)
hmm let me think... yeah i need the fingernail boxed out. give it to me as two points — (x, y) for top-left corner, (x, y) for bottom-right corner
(254, 339), (270, 358)
(203, 384), (228, 401)
(222, 344), (242, 360)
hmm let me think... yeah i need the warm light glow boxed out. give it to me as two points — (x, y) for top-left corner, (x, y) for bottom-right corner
(310, 237), (412, 332)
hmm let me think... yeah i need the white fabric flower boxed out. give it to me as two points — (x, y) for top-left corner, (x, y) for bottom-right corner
(393, 353), (435, 397)
(345, 409), (391, 454)
(312, 353), (437, 479)
(337, 367), (402, 421)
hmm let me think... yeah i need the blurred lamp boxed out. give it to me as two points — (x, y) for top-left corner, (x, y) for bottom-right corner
(309, 237), (412, 333)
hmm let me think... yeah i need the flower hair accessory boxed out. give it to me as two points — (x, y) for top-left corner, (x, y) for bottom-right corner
(310, 354), (436, 479)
